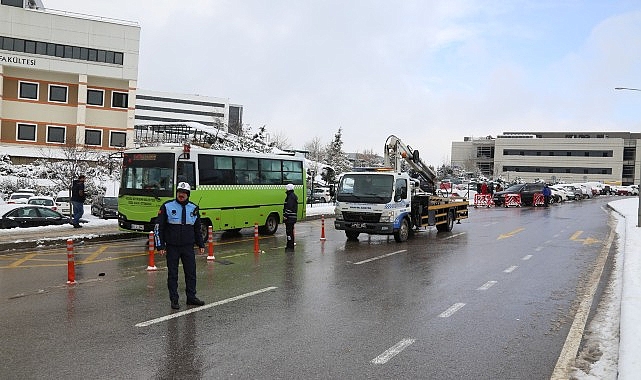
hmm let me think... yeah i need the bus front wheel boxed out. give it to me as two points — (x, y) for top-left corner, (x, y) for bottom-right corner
(259, 213), (279, 235)
(199, 218), (212, 243)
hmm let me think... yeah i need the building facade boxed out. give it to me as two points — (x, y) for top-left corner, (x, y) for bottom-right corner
(0, 0), (140, 163)
(135, 89), (243, 133)
(451, 132), (641, 185)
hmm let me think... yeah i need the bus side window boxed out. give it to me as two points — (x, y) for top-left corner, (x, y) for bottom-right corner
(178, 161), (196, 189)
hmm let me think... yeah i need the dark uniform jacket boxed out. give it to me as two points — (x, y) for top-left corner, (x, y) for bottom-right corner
(156, 199), (205, 249)
(283, 191), (298, 223)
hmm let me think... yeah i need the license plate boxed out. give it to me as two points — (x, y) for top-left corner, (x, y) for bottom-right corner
(131, 224), (144, 231)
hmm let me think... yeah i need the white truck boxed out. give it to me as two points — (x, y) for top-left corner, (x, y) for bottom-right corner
(334, 135), (468, 242)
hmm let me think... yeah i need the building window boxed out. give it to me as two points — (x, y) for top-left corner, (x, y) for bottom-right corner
(18, 81), (38, 100)
(85, 129), (102, 146)
(46, 126), (66, 144)
(87, 89), (104, 106)
(17, 123), (36, 141)
(0, 35), (124, 65)
(110, 131), (127, 147)
(48, 85), (68, 103)
(112, 92), (128, 108)
(1, 0), (25, 7)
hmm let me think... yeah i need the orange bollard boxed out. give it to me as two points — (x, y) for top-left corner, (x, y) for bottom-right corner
(207, 226), (215, 261)
(254, 222), (260, 254)
(320, 215), (326, 240)
(66, 239), (76, 284)
(146, 231), (157, 271)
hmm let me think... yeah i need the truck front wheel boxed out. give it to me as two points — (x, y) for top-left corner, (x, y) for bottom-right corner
(394, 218), (410, 242)
(346, 231), (360, 240)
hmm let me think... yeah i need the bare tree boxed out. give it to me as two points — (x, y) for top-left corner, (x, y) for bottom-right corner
(268, 130), (293, 151)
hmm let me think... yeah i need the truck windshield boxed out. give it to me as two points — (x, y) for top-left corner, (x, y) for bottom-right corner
(120, 153), (175, 197)
(336, 173), (393, 203)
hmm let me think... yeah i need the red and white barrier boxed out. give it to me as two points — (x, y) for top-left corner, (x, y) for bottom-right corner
(474, 194), (494, 208)
(533, 192), (545, 207)
(504, 193), (521, 207)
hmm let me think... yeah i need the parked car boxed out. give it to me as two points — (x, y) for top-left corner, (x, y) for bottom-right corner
(27, 196), (58, 211)
(7, 192), (35, 204)
(615, 185), (636, 196)
(492, 182), (545, 206)
(0, 204), (71, 229)
(55, 190), (71, 215)
(309, 187), (332, 203)
(91, 195), (118, 219)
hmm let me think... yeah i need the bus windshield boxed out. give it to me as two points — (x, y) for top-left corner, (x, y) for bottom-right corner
(121, 152), (175, 197)
(336, 173), (394, 203)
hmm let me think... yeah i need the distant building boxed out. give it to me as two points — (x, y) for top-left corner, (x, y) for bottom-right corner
(0, 0), (140, 163)
(135, 89), (243, 134)
(451, 132), (641, 185)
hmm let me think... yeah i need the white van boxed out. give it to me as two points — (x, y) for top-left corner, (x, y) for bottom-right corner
(55, 190), (72, 215)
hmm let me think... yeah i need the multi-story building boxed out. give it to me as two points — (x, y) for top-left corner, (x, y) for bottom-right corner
(452, 132), (641, 185)
(135, 89), (243, 132)
(0, 0), (140, 163)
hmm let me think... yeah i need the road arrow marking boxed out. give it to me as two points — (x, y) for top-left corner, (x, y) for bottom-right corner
(570, 231), (600, 245)
(497, 227), (525, 240)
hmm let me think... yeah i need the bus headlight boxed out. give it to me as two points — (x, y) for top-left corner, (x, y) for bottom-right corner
(379, 210), (395, 222)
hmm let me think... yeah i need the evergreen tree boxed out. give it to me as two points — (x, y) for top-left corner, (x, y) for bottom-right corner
(323, 128), (351, 182)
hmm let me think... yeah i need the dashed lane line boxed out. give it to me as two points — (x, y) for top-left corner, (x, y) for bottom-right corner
(371, 338), (416, 365)
(503, 265), (518, 273)
(477, 281), (498, 291)
(135, 286), (278, 327)
(442, 232), (465, 240)
(522, 255), (533, 261)
(439, 303), (466, 318)
(352, 250), (407, 265)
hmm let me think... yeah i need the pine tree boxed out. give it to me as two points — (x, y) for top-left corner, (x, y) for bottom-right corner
(323, 128), (352, 181)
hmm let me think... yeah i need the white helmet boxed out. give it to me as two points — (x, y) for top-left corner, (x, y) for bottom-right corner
(177, 182), (191, 194)
(285, 183), (295, 191)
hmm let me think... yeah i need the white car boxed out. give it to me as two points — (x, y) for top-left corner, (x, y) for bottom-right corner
(27, 196), (58, 211)
(7, 192), (35, 204)
(55, 190), (72, 215)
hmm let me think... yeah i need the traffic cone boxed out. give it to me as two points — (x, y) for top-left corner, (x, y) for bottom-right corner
(66, 239), (76, 284)
(320, 215), (326, 241)
(146, 231), (157, 271)
(253, 223), (260, 254)
(207, 226), (215, 261)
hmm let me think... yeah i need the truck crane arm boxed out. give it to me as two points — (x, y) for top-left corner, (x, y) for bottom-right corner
(383, 135), (437, 192)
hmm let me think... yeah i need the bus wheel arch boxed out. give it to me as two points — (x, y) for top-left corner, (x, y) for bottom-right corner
(199, 217), (213, 242)
(258, 212), (279, 235)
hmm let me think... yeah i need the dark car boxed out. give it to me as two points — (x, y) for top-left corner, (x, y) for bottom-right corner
(492, 182), (546, 206)
(0, 204), (71, 229)
(91, 196), (118, 219)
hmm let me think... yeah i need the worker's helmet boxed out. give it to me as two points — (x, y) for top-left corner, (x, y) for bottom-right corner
(285, 183), (294, 191)
(177, 182), (191, 195)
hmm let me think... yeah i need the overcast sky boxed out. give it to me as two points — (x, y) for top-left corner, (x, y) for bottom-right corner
(46, 0), (641, 166)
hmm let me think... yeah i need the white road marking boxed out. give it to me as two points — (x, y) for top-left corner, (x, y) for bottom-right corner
(439, 303), (466, 318)
(534, 246), (544, 252)
(353, 250), (407, 265)
(135, 286), (278, 327)
(477, 281), (498, 290)
(522, 255), (533, 261)
(371, 338), (415, 364)
(443, 232), (465, 240)
(503, 265), (518, 273)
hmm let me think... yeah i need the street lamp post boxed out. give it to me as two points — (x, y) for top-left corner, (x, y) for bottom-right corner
(614, 87), (641, 227)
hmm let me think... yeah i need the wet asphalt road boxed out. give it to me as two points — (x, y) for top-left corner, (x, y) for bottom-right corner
(0, 197), (616, 379)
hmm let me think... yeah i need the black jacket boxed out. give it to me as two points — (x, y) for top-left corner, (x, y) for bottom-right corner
(70, 179), (86, 202)
(156, 198), (205, 249)
(283, 190), (298, 223)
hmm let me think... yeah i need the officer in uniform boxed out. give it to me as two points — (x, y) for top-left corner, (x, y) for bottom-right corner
(156, 182), (206, 309)
(283, 183), (298, 252)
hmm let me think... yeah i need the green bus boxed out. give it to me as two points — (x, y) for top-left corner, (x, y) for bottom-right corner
(117, 144), (306, 238)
